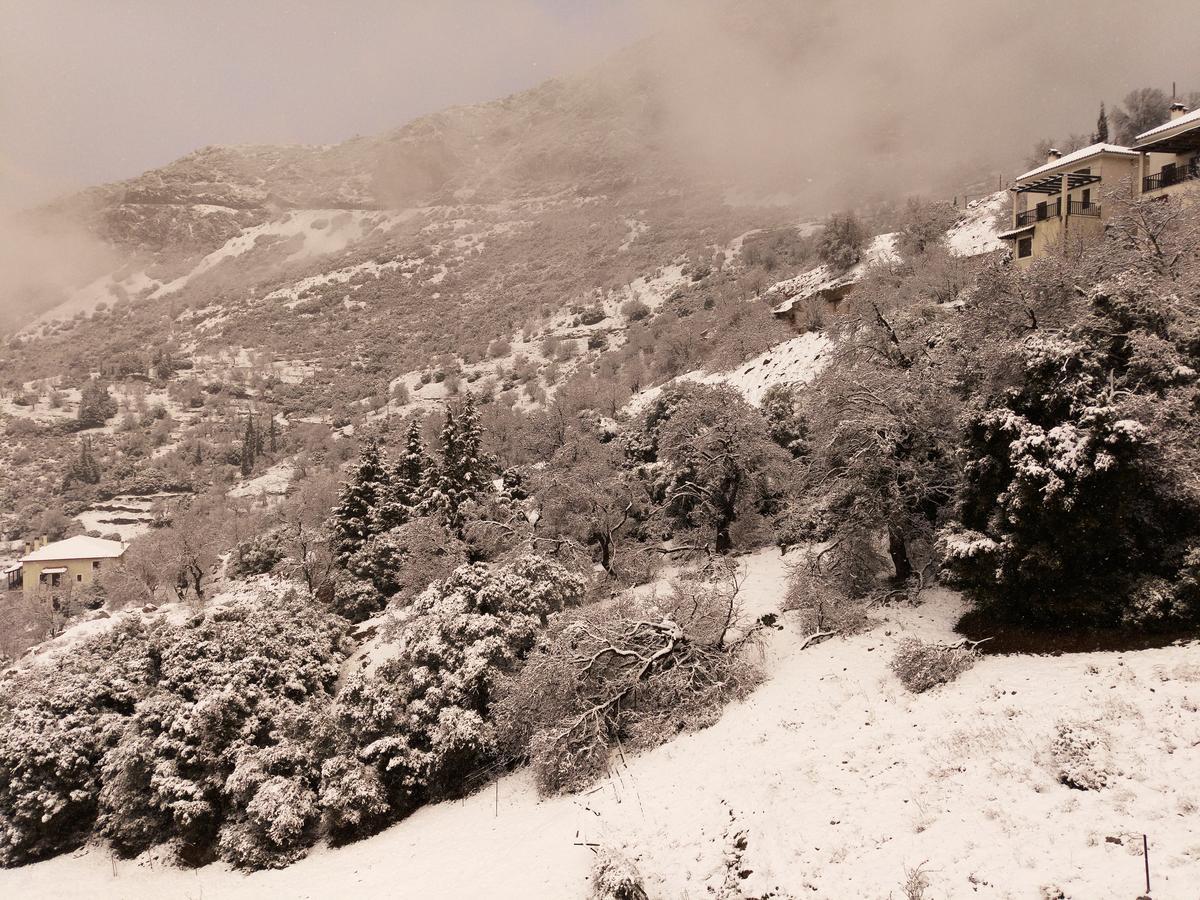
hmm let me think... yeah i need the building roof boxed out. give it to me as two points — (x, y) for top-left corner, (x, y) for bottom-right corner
(21, 535), (126, 563)
(1135, 106), (1200, 145)
(1015, 143), (1138, 182)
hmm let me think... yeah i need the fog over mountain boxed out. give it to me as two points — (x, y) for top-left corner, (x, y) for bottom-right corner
(0, 0), (1196, 330)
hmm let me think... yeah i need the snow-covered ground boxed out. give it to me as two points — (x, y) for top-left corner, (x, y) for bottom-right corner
(769, 196), (1005, 318)
(946, 191), (1007, 257)
(75, 492), (184, 541)
(770, 232), (900, 316)
(152, 209), (404, 299)
(628, 330), (832, 412)
(6, 547), (1196, 899)
(227, 460), (295, 500)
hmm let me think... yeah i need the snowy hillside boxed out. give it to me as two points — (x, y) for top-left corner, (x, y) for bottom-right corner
(6, 548), (1196, 899)
(769, 191), (1006, 316)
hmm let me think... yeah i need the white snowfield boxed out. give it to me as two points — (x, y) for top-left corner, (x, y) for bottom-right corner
(151, 209), (402, 299)
(5, 548), (1198, 899)
(627, 330), (832, 414)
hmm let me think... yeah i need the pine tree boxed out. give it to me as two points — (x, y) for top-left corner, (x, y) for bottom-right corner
(268, 413), (278, 453)
(76, 379), (118, 429)
(370, 422), (429, 534)
(425, 394), (492, 530)
(240, 416), (256, 476)
(390, 418), (431, 511)
(253, 413), (265, 459)
(1095, 102), (1109, 143)
(63, 437), (102, 487)
(330, 438), (390, 566)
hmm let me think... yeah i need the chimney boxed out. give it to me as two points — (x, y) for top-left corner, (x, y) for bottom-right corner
(1046, 148), (1062, 165)
(1170, 102), (1189, 121)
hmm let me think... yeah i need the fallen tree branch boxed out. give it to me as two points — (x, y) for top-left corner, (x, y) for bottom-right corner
(796, 629), (838, 651)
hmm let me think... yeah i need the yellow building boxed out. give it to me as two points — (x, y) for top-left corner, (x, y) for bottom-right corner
(18, 535), (126, 595)
(999, 143), (1140, 267)
(1134, 102), (1200, 199)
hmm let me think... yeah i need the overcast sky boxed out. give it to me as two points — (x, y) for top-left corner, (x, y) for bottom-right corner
(2, 0), (1198, 213)
(0, 0), (645, 209)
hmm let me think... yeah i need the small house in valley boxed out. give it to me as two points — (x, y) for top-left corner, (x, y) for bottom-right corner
(16, 535), (126, 595)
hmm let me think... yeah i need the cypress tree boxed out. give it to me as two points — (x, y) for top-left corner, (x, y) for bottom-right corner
(253, 413), (265, 458)
(1095, 103), (1109, 143)
(240, 416), (255, 476)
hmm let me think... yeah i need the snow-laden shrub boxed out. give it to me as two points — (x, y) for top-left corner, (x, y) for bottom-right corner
(0, 620), (150, 866)
(233, 528), (287, 577)
(889, 637), (978, 693)
(219, 771), (318, 869)
(496, 568), (762, 796)
(941, 329), (1195, 627)
(591, 847), (649, 900)
(318, 755), (390, 845)
(337, 555), (586, 819)
(331, 573), (385, 621)
(1050, 720), (1112, 790)
(0, 589), (349, 870)
(347, 517), (467, 606)
(816, 211), (867, 272)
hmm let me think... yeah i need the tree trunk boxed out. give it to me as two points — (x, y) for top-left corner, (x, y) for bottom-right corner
(599, 533), (613, 573)
(887, 525), (913, 581)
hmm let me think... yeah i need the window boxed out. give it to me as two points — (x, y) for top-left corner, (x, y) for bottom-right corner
(77, 574), (83, 582)
(1081, 188), (1091, 208)
(1017, 237), (1033, 258)
(93, 561), (101, 570)
(51, 573), (61, 587)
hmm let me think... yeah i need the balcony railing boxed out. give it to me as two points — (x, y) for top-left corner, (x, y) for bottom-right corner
(1068, 201), (1101, 217)
(1014, 198), (1061, 228)
(1143, 160), (1200, 194)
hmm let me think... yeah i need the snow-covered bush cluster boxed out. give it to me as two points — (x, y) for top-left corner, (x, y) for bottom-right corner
(336, 555), (586, 817)
(590, 847), (650, 900)
(940, 254), (1200, 627)
(0, 589), (348, 869)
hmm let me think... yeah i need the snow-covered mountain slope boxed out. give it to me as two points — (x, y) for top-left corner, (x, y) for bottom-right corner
(769, 232), (900, 316)
(629, 329), (832, 412)
(769, 191), (1006, 316)
(6, 548), (1197, 899)
(945, 190), (1007, 256)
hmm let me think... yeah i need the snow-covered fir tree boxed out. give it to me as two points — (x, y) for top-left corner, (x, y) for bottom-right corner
(329, 438), (391, 566)
(371, 419), (431, 533)
(423, 394), (492, 530)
